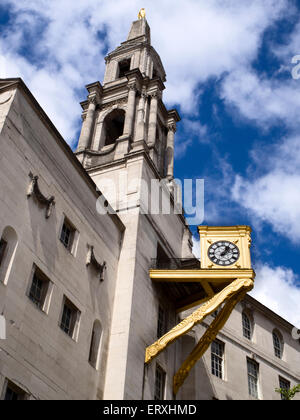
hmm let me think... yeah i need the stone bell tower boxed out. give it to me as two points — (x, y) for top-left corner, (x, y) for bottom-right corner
(76, 14), (193, 400)
(75, 16), (180, 182)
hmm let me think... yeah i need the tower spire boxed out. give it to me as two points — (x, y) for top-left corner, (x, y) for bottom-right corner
(76, 14), (180, 182)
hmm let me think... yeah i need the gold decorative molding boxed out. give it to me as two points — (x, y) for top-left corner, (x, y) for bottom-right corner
(145, 225), (255, 395)
(173, 278), (254, 395)
(145, 277), (254, 365)
(150, 268), (255, 282)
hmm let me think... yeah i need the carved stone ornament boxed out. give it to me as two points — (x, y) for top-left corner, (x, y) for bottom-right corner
(88, 94), (98, 106)
(128, 82), (137, 92)
(149, 91), (159, 99)
(86, 245), (107, 282)
(27, 173), (55, 219)
(168, 123), (177, 133)
(100, 98), (127, 111)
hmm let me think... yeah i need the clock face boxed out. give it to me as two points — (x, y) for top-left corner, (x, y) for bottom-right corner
(208, 241), (240, 266)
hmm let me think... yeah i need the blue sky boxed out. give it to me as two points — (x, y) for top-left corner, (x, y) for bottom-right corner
(1, 0), (300, 326)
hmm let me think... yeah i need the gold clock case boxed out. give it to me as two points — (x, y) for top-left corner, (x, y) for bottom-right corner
(145, 225), (255, 396)
(199, 226), (252, 269)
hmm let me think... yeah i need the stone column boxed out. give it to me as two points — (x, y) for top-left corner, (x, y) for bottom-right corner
(92, 120), (104, 151)
(166, 123), (176, 180)
(77, 95), (97, 151)
(135, 91), (147, 142)
(147, 92), (159, 147)
(123, 83), (137, 139)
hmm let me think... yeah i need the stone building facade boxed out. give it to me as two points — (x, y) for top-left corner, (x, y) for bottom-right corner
(0, 17), (299, 400)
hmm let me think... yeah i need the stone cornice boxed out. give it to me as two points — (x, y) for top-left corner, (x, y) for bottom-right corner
(167, 109), (181, 123)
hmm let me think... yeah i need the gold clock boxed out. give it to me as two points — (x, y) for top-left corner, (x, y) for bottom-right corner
(208, 241), (240, 266)
(198, 226), (252, 269)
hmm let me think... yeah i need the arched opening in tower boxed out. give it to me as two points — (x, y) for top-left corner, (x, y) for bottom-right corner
(103, 109), (125, 146)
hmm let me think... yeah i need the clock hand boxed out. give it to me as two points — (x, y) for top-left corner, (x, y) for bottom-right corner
(220, 246), (230, 257)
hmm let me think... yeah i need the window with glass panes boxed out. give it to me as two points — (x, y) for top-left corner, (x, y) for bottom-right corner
(60, 218), (75, 251)
(60, 297), (79, 338)
(211, 340), (224, 379)
(154, 365), (166, 400)
(28, 266), (50, 310)
(4, 381), (26, 400)
(247, 359), (259, 398)
(242, 312), (252, 340)
(273, 331), (282, 359)
(29, 273), (43, 307)
(279, 377), (290, 400)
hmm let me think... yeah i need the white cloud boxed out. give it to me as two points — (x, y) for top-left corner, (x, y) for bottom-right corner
(250, 264), (300, 327)
(175, 137), (193, 159)
(191, 235), (300, 327)
(221, 68), (300, 129)
(0, 0), (292, 144)
(175, 119), (208, 159)
(232, 135), (300, 242)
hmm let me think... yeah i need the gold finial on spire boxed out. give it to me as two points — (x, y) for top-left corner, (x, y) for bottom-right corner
(138, 8), (146, 19)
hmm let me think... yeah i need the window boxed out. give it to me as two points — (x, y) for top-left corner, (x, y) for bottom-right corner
(279, 377), (290, 400)
(0, 239), (7, 266)
(154, 365), (166, 400)
(273, 331), (283, 359)
(118, 59), (131, 78)
(242, 312), (252, 340)
(89, 320), (102, 369)
(211, 340), (224, 379)
(60, 217), (76, 252)
(156, 243), (169, 269)
(103, 109), (125, 146)
(247, 359), (259, 399)
(157, 305), (166, 339)
(60, 297), (80, 340)
(28, 266), (51, 311)
(0, 226), (18, 285)
(2, 380), (27, 400)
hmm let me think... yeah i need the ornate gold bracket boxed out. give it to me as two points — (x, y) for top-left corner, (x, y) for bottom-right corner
(173, 279), (253, 394)
(145, 272), (255, 395)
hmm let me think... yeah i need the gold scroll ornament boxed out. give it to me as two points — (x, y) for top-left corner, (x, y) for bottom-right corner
(145, 277), (254, 395)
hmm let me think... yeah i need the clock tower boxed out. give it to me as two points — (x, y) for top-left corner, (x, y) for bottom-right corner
(75, 14), (194, 400)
